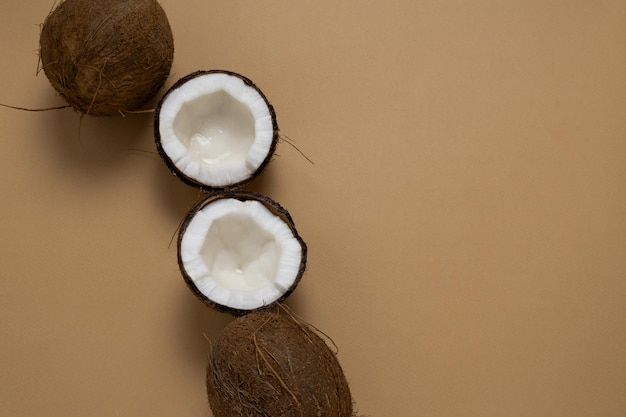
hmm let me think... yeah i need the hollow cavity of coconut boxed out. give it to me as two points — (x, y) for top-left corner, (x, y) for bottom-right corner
(178, 191), (306, 315)
(155, 70), (278, 190)
(207, 309), (354, 417)
(39, 0), (174, 116)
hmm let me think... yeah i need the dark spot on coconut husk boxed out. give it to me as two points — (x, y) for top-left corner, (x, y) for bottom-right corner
(207, 308), (355, 417)
(39, 0), (174, 116)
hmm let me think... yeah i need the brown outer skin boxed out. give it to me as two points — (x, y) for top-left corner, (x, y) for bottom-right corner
(39, 0), (174, 116)
(154, 69), (279, 191)
(177, 190), (307, 316)
(207, 309), (354, 417)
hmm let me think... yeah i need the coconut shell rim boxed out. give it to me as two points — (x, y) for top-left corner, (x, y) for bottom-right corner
(177, 190), (307, 316)
(154, 69), (279, 190)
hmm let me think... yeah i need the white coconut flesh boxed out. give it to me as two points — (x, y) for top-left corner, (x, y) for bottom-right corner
(179, 198), (303, 311)
(158, 72), (275, 187)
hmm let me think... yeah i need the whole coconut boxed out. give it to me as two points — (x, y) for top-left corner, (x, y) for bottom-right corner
(207, 310), (354, 417)
(39, 0), (174, 116)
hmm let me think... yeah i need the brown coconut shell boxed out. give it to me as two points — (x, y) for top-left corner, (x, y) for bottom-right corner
(207, 309), (354, 417)
(39, 0), (174, 116)
(154, 70), (279, 191)
(178, 190), (307, 316)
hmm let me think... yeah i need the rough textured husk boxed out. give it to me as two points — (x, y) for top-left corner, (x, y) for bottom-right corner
(154, 70), (279, 190)
(207, 309), (354, 417)
(39, 0), (174, 116)
(178, 190), (307, 316)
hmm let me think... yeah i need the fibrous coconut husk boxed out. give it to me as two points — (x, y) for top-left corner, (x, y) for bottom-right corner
(39, 0), (174, 116)
(207, 309), (355, 417)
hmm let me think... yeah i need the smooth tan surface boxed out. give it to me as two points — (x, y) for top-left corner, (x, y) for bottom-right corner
(2, 1), (626, 416)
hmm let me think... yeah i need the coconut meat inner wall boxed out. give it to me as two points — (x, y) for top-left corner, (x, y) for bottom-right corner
(180, 199), (303, 310)
(158, 73), (275, 187)
(201, 211), (280, 291)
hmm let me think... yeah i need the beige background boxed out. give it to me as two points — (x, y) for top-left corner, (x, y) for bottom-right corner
(1, 1), (626, 416)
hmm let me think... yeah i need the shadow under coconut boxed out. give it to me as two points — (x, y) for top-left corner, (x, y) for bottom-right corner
(174, 272), (312, 371)
(240, 162), (280, 197)
(148, 159), (205, 235)
(281, 286), (312, 318)
(43, 107), (154, 179)
(173, 288), (234, 370)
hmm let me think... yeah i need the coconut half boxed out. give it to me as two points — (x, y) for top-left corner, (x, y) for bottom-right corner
(178, 191), (306, 315)
(155, 70), (278, 189)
